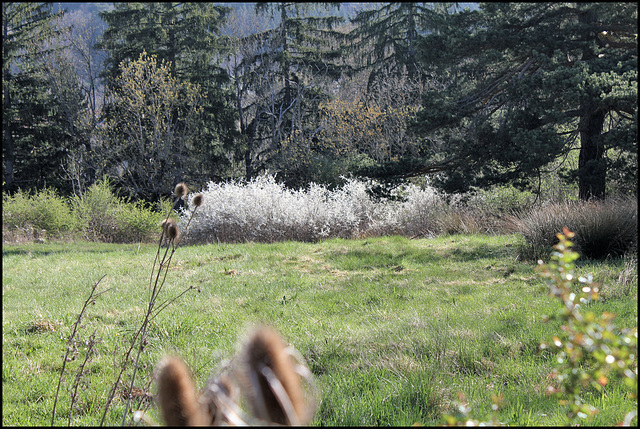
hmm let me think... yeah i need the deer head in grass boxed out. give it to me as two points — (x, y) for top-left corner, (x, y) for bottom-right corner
(152, 326), (317, 426)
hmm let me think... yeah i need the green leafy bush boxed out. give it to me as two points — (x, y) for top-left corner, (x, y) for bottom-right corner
(2, 188), (77, 238)
(113, 199), (164, 243)
(72, 178), (121, 242)
(72, 177), (164, 243)
(537, 228), (637, 425)
(469, 184), (536, 217)
(511, 196), (638, 260)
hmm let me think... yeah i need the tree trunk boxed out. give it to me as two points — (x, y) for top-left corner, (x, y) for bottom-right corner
(578, 105), (606, 200)
(576, 6), (607, 201)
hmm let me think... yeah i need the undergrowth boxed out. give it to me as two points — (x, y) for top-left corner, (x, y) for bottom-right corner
(3, 173), (638, 262)
(443, 228), (637, 426)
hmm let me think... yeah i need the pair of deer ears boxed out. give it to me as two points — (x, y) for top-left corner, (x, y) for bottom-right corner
(155, 326), (316, 426)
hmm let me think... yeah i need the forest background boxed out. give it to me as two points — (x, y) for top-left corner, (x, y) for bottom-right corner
(2, 3), (637, 426)
(3, 2), (637, 206)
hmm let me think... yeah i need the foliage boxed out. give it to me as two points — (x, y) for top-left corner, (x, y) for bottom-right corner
(227, 2), (347, 187)
(4, 3), (637, 204)
(537, 228), (637, 425)
(184, 174), (388, 243)
(317, 90), (420, 165)
(511, 196), (638, 260)
(2, 187), (77, 237)
(405, 3), (638, 201)
(97, 2), (238, 187)
(182, 173), (496, 244)
(348, 2), (459, 85)
(2, 2), (76, 195)
(96, 52), (204, 201)
(71, 176), (165, 243)
(467, 184), (536, 217)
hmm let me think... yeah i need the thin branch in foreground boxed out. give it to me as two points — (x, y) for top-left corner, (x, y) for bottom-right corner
(51, 274), (109, 427)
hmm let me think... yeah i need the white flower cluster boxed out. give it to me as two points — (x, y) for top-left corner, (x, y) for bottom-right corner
(180, 173), (448, 244)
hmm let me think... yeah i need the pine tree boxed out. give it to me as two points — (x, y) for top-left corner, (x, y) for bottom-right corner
(97, 3), (238, 190)
(2, 2), (74, 194)
(230, 2), (347, 186)
(407, 3), (637, 200)
(348, 2), (458, 88)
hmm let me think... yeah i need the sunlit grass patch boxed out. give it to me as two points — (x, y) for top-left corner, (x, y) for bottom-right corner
(2, 233), (636, 426)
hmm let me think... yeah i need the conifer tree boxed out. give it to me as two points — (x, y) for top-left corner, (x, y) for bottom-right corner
(349, 2), (458, 88)
(366, 3), (638, 200)
(230, 2), (347, 186)
(2, 2), (75, 193)
(97, 3), (238, 190)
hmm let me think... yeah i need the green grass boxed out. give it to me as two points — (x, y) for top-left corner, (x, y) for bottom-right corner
(2, 235), (637, 426)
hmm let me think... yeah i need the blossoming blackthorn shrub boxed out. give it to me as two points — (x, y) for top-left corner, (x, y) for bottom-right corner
(180, 174), (453, 244)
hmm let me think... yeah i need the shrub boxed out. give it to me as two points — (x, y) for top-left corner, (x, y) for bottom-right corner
(537, 228), (637, 425)
(2, 188), (77, 239)
(182, 174), (519, 244)
(435, 197), (491, 236)
(73, 177), (165, 243)
(469, 184), (536, 217)
(113, 199), (165, 243)
(510, 196), (638, 260)
(182, 174), (389, 244)
(72, 178), (121, 242)
(393, 185), (447, 238)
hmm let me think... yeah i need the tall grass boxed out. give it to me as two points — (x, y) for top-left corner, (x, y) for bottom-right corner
(3, 235), (636, 426)
(509, 196), (638, 260)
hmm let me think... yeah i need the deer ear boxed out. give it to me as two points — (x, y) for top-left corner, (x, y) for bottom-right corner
(155, 356), (207, 426)
(235, 326), (306, 425)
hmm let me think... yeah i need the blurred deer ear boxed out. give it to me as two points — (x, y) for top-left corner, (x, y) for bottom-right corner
(155, 356), (207, 426)
(235, 326), (306, 425)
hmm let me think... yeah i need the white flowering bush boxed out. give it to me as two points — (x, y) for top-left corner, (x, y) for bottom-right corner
(179, 173), (474, 244)
(394, 184), (447, 238)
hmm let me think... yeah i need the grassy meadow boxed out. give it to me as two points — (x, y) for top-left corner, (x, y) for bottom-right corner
(2, 234), (637, 426)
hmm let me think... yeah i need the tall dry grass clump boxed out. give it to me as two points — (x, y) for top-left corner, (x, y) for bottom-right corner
(510, 196), (637, 260)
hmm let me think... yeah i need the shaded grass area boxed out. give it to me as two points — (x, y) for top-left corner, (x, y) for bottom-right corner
(2, 235), (636, 426)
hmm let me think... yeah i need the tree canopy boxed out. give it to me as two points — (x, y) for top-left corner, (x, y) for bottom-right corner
(98, 3), (238, 190)
(3, 3), (637, 202)
(400, 3), (637, 200)
(2, 3), (91, 194)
